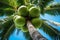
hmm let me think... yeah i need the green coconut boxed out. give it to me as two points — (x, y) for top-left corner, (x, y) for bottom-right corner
(15, 24), (22, 29)
(18, 5), (28, 17)
(29, 6), (40, 18)
(21, 26), (28, 32)
(27, 3), (34, 9)
(31, 18), (42, 28)
(14, 15), (26, 29)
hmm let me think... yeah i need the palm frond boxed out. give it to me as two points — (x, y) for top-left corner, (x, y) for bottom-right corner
(0, 20), (4, 31)
(38, 0), (53, 9)
(32, 0), (53, 14)
(0, 9), (15, 16)
(0, 0), (18, 9)
(30, 0), (38, 5)
(0, 19), (4, 24)
(39, 21), (60, 38)
(0, 16), (14, 40)
(44, 3), (60, 15)
(1, 24), (15, 40)
(41, 19), (60, 26)
(0, 2), (15, 16)
(45, 20), (59, 33)
(0, 1), (13, 8)
(0, 0), (26, 16)
(23, 32), (32, 40)
(30, 0), (53, 6)
(0, 15), (13, 29)
(15, 0), (25, 8)
(47, 20), (60, 26)
(0, 0), (26, 9)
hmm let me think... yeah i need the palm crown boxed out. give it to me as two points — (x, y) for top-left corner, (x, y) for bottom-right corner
(0, 0), (60, 40)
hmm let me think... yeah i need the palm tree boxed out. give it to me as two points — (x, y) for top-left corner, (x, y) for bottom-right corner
(0, 0), (60, 40)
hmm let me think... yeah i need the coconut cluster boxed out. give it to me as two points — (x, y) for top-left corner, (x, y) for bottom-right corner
(13, 4), (42, 32)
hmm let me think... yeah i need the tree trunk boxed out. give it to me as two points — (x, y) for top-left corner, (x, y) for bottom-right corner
(27, 21), (47, 40)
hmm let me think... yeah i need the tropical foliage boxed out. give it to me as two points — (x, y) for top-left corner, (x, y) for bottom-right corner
(0, 0), (60, 40)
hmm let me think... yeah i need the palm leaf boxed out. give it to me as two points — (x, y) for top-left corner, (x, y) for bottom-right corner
(0, 16), (14, 40)
(1, 24), (15, 40)
(44, 3), (60, 15)
(0, 2), (15, 16)
(31, 0), (53, 14)
(23, 32), (32, 40)
(39, 21), (60, 39)
(29, 0), (53, 7)
(30, 0), (38, 5)
(0, 0), (18, 8)
(46, 20), (60, 26)
(39, 0), (53, 7)
(0, 0), (25, 16)
(24, 0), (31, 5)
(0, 19), (4, 24)
(0, 9), (15, 16)
(0, 19), (4, 32)
(0, 0), (26, 8)
(38, 0), (53, 10)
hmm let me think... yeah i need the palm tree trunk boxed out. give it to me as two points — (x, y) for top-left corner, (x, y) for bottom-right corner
(27, 20), (47, 40)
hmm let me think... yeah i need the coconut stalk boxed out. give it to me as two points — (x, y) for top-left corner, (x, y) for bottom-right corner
(27, 20), (46, 40)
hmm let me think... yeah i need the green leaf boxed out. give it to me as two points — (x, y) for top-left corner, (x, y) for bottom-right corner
(0, 0), (18, 8)
(36, 0), (54, 14)
(0, 8), (15, 16)
(44, 3), (60, 15)
(0, 2), (15, 16)
(39, 21), (60, 38)
(1, 24), (15, 40)
(38, 0), (53, 7)
(24, 0), (30, 5)
(0, 16), (14, 40)
(14, 0), (25, 8)
(31, 0), (38, 5)
(1, 16), (14, 28)
(23, 32), (32, 40)
(0, 0), (25, 16)
(0, 19), (4, 24)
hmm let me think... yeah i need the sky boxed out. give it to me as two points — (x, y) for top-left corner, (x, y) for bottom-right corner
(54, 0), (60, 2)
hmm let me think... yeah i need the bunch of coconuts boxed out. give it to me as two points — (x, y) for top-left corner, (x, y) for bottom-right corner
(13, 4), (42, 32)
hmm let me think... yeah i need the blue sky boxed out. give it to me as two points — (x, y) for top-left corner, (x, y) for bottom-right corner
(54, 0), (60, 2)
